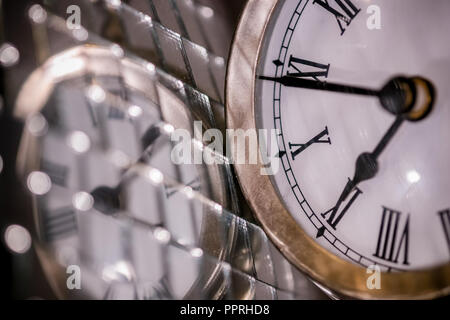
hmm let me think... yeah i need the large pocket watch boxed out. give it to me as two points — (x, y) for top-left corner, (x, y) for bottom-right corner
(227, 0), (450, 299)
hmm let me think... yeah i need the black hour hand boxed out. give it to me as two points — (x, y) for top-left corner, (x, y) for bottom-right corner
(340, 152), (378, 201)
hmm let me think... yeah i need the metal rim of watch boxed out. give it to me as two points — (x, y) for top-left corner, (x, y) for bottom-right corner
(15, 44), (238, 300)
(226, 0), (450, 299)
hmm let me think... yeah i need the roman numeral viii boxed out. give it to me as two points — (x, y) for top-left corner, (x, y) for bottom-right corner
(373, 207), (410, 265)
(282, 126), (331, 160)
(438, 209), (450, 254)
(313, 0), (361, 35)
(286, 55), (330, 81)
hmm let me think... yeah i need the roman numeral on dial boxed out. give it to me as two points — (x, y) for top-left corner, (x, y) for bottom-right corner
(282, 126), (331, 160)
(317, 180), (362, 237)
(43, 207), (78, 241)
(373, 207), (410, 265)
(313, 0), (361, 35)
(286, 55), (330, 81)
(108, 106), (126, 120)
(41, 160), (69, 187)
(438, 209), (450, 254)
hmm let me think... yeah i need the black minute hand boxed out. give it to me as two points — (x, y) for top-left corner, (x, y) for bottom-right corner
(259, 75), (418, 116)
(259, 75), (379, 96)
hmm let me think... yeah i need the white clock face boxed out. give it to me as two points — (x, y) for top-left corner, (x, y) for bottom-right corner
(256, 0), (450, 271)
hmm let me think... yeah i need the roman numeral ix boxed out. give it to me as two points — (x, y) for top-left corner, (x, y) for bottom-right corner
(373, 207), (410, 265)
(313, 0), (361, 35)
